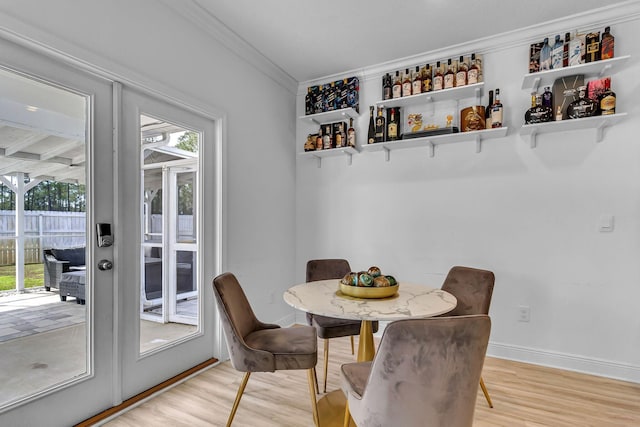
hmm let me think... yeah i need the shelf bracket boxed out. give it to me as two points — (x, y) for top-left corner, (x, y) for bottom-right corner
(475, 134), (482, 153)
(427, 141), (435, 158)
(599, 63), (612, 78)
(531, 76), (541, 92)
(383, 146), (391, 162)
(595, 123), (607, 143)
(346, 152), (353, 166)
(529, 129), (538, 149)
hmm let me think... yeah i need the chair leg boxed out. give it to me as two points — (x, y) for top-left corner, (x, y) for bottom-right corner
(313, 366), (319, 394)
(323, 338), (330, 393)
(479, 376), (493, 408)
(307, 368), (320, 426)
(350, 336), (354, 355)
(227, 372), (250, 427)
(343, 401), (352, 427)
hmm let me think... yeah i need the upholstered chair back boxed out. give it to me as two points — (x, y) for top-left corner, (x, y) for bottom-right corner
(441, 266), (495, 316)
(306, 258), (351, 282)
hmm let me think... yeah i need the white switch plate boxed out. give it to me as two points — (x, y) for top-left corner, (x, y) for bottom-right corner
(598, 214), (614, 232)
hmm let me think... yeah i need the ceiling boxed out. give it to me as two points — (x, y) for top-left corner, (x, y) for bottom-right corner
(194, 0), (629, 83)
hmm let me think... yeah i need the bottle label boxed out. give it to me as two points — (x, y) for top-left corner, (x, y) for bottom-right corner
(423, 77), (432, 92)
(455, 72), (466, 86)
(347, 131), (356, 146)
(433, 76), (443, 91)
(392, 85), (402, 98)
(444, 74), (454, 89)
(467, 69), (478, 84)
(600, 95), (616, 114)
(402, 82), (412, 97)
(491, 107), (503, 128)
(323, 135), (331, 149)
(412, 80), (422, 94)
(388, 123), (397, 138)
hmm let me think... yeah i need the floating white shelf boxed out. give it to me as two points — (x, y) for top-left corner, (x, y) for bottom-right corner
(375, 83), (484, 109)
(359, 127), (508, 160)
(519, 113), (627, 148)
(521, 56), (630, 92)
(298, 146), (360, 167)
(298, 107), (359, 125)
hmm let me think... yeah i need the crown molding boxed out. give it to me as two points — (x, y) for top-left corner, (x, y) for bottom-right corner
(298, 0), (640, 94)
(164, 0), (298, 95)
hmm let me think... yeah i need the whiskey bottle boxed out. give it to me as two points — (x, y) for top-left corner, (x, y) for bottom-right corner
(412, 66), (422, 95)
(433, 61), (444, 91)
(490, 88), (503, 128)
(567, 86), (598, 118)
(485, 90), (494, 129)
(392, 70), (402, 98)
(551, 35), (564, 69)
(422, 65), (432, 92)
(316, 126), (323, 150)
(467, 54), (479, 85)
(347, 118), (356, 147)
(305, 87), (313, 115)
(455, 55), (467, 87)
(585, 31), (600, 63)
(334, 122), (345, 148)
(444, 58), (455, 89)
(383, 73), (392, 100)
(367, 106), (376, 144)
(600, 26), (614, 60)
(562, 32), (571, 67)
(525, 94), (552, 124)
(323, 124), (333, 149)
(599, 85), (616, 116)
(387, 107), (399, 141)
(542, 86), (553, 109)
(540, 37), (552, 70)
(402, 68), (412, 97)
(569, 31), (583, 66)
(374, 107), (386, 143)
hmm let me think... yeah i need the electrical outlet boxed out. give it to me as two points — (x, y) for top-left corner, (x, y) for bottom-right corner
(518, 305), (530, 322)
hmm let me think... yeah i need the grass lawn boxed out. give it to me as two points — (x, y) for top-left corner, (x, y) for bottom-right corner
(0, 263), (44, 291)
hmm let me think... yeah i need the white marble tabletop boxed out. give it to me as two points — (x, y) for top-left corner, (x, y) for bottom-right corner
(284, 279), (457, 321)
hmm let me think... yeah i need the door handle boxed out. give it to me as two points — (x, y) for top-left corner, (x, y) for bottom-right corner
(98, 259), (113, 271)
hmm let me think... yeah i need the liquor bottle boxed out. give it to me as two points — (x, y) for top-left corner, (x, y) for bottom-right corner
(490, 88), (503, 128)
(525, 94), (552, 124)
(326, 82), (336, 111)
(540, 37), (552, 70)
(542, 86), (553, 108)
(334, 122), (345, 148)
(433, 61), (444, 91)
(467, 53), (479, 85)
(347, 118), (356, 147)
(562, 32), (571, 67)
(383, 73), (392, 100)
(456, 55), (467, 87)
(444, 58), (455, 89)
(485, 90), (494, 129)
(323, 124), (333, 149)
(600, 26), (614, 60)
(316, 84), (325, 113)
(392, 70), (402, 98)
(567, 86), (598, 118)
(599, 85), (616, 116)
(569, 31), (584, 66)
(374, 107), (386, 143)
(412, 66), (422, 95)
(551, 35), (564, 69)
(316, 126), (323, 150)
(387, 108), (399, 141)
(585, 31), (600, 63)
(367, 106), (376, 144)
(402, 68), (412, 97)
(305, 87), (313, 115)
(422, 65), (432, 92)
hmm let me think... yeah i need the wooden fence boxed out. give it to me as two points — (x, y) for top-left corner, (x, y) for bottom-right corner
(0, 210), (86, 265)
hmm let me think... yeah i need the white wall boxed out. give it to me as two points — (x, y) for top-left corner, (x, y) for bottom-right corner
(0, 0), (298, 321)
(296, 11), (640, 382)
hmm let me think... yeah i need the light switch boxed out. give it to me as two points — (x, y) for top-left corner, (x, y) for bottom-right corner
(598, 214), (614, 232)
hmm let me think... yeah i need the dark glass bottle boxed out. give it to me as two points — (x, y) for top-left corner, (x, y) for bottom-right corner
(491, 88), (503, 128)
(387, 108), (399, 141)
(485, 90), (494, 129)
(585, 31), (600, 63)
(542, 86), (553, 108)
(347, 118), (356, 147)
(525, 94), (552, 124)
(374, 107), (386, 142)
(305, 87), (313, 115)
(567, 86), (598, 118)
(322, 124), (333, 149)
(562, 32), (571, 67)
(383, 73), (392, 100)
(599, 86), (616, 116)
(600, 26), (614, 60)
(367, 106), (376, 144)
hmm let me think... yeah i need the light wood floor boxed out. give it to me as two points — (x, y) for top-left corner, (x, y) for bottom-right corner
(104, 336), (640, 427)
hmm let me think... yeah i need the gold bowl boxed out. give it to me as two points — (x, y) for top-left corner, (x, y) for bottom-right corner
(338, 283), (399, 299)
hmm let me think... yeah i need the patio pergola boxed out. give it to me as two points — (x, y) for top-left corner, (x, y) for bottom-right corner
(0, 67), (86, 291)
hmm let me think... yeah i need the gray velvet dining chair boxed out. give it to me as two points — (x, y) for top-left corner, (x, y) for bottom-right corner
(212, 272), (319, 426)
(341, 315), (491, 427)
(441, 265), (495, 407)
(306, 259), (379, 393)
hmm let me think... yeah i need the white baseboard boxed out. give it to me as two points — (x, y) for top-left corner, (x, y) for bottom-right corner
(487, 342), (640, 384)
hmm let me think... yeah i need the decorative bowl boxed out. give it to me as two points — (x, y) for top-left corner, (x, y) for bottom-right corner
(338, 282), (399, 299)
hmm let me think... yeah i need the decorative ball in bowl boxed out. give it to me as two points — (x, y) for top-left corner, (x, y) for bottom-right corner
(339, 266), (398, 299)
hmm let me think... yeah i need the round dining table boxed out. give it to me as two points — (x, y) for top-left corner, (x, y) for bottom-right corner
(284, 279), (457, 427)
